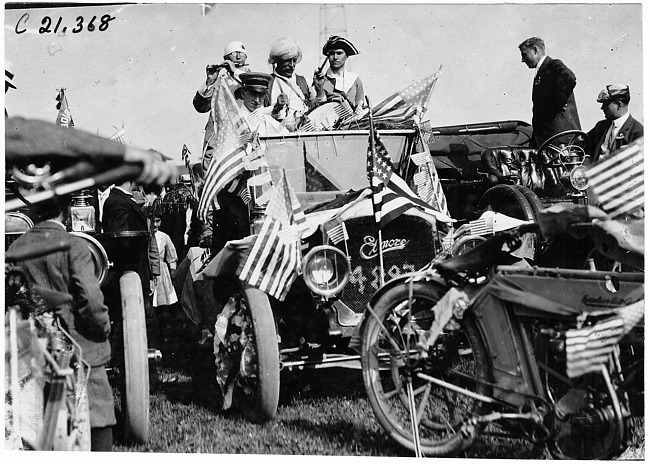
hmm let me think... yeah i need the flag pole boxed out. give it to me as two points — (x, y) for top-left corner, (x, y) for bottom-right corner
(367, 96), (385, 287)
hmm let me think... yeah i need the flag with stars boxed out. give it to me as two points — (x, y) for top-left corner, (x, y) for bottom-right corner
(198, 77), (253, 221)
(370, 70), (441, 123)
(55, 88), (75, 129)
(367, 123), (452, 228)
(238, 171), (305, 301)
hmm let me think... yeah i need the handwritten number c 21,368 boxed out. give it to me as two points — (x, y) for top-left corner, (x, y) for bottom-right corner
(16, 13), (116, 34)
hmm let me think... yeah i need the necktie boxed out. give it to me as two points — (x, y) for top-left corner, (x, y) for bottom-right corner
(602, 122), (616, 157)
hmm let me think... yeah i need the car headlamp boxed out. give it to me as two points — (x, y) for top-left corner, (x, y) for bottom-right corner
(301, 245), (350, 298)
(569, 165), (589, 191)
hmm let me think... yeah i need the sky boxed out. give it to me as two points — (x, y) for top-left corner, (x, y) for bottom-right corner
(3, 2), (644, 167)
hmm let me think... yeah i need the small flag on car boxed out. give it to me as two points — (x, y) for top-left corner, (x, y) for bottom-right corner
(586, 138), (644, 218)
(325, 221), (349, 245)
(468, 215), (494, 236)
(565, 316), (625, 378)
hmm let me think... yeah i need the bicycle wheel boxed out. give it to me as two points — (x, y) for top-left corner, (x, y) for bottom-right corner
(215, 281), (280, 423)
(361, 281), (492, 457)
(120, 271), (150, 443)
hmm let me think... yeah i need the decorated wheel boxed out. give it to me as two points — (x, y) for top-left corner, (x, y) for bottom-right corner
(214, 281), (279, 423)
(119, 271), (150, 443)
(361, 281), (492, 456)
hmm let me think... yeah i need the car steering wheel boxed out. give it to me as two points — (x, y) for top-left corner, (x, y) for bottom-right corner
(536, 130), (588, 168)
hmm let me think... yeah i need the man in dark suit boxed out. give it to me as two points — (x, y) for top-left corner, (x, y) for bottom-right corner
(519, 37), (581, 147)
(9, 196), (116, 451)
(585, 84), (643, 165)
(102, 179), (161, 346)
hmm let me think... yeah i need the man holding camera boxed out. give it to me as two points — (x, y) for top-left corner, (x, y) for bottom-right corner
(193, 40), (251, 172)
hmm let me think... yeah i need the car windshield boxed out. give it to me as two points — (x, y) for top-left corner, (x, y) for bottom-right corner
(259, 129), (416, 202)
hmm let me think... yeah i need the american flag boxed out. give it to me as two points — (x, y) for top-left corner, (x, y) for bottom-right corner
(370, 69), (441, 123)
(586, 138), (644, 218)
(109, 128), (126, 144)
(325, 220), (349, 244)
(367, 123), (451, 228)
(182, 144), (191, 171)
(565, 299), (644, 378)
(238, 172), (305, 301)
(198, 78), (253, 221)
(410, 150), (449, 216)
(55, 88), (75, 129)
(468, 215), (494, 236)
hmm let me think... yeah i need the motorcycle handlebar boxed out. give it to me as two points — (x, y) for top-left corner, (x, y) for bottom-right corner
(5, 163), (143, 212)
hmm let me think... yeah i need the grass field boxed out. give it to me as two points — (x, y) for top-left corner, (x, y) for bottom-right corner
(111, 313), (644, 459)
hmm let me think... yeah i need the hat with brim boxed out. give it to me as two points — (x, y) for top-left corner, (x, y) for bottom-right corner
(322, 35), (359, 56)
(234, 72), (272, 99)
(5, 60), (16, 89)
(597, 84), (630, 103)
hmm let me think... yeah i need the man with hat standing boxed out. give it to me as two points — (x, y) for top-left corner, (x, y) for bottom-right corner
(194, 40), (251, 173)
(313, 35), (365, 112)
(585, 84), (643, 164)
(518, 37), (581, 147)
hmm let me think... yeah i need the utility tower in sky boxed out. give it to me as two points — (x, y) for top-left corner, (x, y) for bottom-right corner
(319, 4), (347, 48)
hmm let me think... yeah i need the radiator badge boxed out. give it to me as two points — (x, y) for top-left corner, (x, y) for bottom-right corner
(360, 235), (410, 260)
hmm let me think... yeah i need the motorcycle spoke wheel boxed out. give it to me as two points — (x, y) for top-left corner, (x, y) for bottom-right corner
(362, 281), (492, 457)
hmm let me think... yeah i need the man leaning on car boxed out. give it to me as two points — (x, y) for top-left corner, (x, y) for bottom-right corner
(519, 37), (581, 147)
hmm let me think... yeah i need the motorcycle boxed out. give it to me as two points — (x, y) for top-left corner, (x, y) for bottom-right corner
(360, 209), (643, 458)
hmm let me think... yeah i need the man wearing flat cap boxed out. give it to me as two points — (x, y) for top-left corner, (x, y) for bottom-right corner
(313, 35), (365, 112)
(519, 37), (581, 147)
(585, 84), (643, 164)
(266, 37), (314, 131)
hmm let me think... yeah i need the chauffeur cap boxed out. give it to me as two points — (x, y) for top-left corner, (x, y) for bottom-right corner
(234, 72), (272, 99)
(597, 84), (630, 103)
(322, 35), (359, 56)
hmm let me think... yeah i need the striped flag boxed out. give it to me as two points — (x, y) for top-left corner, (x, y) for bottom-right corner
(325, 220), (349, 244)
(367, 123), (452, 228)
(109, 127), (126, 144)
(238, 172), (305, 301)
(182, 144), (191, 171)
(55, 88), (75, 129)
(565, 316), (625, 378)
(468, 215), (494, 236)
(198, 77), (253, 221)
(410, 149), (449, 216)
(370, 70), (441, 123)
(586, 138), (644, 218)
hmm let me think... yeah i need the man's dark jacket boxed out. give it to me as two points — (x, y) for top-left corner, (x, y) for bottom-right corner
(9, 221), (111, 366)
(586, 116), (644, 164)
(531, 56), (581, 146)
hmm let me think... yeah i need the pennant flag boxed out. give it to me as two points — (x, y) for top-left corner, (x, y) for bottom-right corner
(182, 144), (191, 171)
(55, 88), (75, 129)
(109, 127), (126, 144)
(586, 138), (644, 218)
(367, 123), (452, 228)
(325, 220), (349, 245)
(198, 77), (253, 221)
(238, 172), (305, 301)
(370, 69), (441, 123)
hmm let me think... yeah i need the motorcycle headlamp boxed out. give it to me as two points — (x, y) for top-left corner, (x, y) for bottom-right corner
(301, 245), (350, 298)
(570, 165), (590, 191)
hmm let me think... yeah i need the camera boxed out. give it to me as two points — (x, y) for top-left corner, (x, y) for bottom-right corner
(206, 64), (223, 75)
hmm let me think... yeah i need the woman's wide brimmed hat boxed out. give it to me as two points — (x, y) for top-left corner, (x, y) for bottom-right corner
(322, 35), (359, 56)
(234, 72), (272, 99)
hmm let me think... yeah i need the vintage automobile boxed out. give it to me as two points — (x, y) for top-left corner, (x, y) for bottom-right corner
(179, 116), (589, 422)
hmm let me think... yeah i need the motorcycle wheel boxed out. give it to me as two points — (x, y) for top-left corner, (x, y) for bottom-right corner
(120, 271), (150, 444)
(361, 281), (492, 457)
(218, 281), (280, 423)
